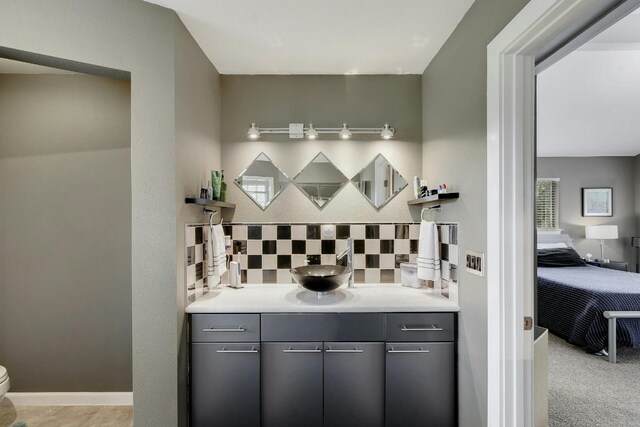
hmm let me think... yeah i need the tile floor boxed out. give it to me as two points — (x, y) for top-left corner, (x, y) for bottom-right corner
(0, 405), (132, 427)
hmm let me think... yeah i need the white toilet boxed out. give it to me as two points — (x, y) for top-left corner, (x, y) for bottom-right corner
(0, 365), (9, 401)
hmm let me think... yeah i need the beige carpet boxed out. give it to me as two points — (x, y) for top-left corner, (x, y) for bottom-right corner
(548, 333), (640, 427)
(0, 405), (132, 427)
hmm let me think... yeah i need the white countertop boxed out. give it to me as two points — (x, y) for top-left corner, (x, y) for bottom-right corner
(186, 283), (460, 313)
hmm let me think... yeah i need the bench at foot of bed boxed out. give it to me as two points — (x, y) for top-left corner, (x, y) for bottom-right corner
(603, 311), (640, 363)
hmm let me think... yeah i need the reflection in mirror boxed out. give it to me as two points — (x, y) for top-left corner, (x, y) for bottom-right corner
(351, 154), (407, 210)
(293, 153), (349, 209)
(234, 153), (290, 210)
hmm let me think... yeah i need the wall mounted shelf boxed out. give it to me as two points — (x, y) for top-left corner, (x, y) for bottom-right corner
(407, 193), (459, 206)
(185, 198), (236, 210)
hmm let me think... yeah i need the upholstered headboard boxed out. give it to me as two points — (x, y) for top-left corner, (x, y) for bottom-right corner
(537, 233), (575, 249)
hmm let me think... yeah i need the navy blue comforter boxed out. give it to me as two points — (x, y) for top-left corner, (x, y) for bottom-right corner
(537, 265), (640, 353)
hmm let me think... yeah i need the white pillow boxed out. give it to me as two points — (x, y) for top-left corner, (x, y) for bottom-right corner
(537, 243), (568, 250)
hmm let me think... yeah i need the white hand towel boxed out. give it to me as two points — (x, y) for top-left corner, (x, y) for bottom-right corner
(207, 224), (227, 285)
(417, 220), (441, 281)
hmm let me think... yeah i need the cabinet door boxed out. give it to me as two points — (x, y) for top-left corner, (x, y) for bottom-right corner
(324, 342), (385, 427)
(261, 342), (324, 427)
(386, 342), (455, 427)
(190, 343), (260, 427)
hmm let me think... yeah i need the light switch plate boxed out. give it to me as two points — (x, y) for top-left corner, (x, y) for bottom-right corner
(465, 250), (485, 277)
(289, 123), (304, 139)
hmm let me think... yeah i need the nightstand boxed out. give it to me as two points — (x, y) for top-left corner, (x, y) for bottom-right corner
(585, 260), (628, 272)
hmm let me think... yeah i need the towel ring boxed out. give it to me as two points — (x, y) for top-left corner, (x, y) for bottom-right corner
(205, 209), (223, 226)
(421, 205), (441, 221)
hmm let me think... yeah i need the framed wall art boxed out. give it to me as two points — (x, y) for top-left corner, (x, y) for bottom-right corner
(582, 187), (613, 217)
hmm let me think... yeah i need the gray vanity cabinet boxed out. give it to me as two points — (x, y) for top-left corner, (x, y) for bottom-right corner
(190, 342), (260, 427)
(190, 312), (456, 427)
(385, 342), (455, 427)
(323, 342), (385, 427)
(261, 342), (324, 427)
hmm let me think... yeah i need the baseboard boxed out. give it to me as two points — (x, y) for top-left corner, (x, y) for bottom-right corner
(1, 392), (132, 406)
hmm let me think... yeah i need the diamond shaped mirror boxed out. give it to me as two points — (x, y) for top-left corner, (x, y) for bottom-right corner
(351, 154), (407, 210)
(234, 152), (290, 210)
(293, 152), (349, 209)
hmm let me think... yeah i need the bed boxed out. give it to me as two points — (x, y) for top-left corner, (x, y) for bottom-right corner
(536, 234), (640, 354)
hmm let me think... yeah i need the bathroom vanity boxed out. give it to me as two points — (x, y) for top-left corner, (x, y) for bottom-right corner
(187, 284), (459, 427)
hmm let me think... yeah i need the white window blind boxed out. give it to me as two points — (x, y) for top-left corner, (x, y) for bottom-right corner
(536, 179), (559, 230)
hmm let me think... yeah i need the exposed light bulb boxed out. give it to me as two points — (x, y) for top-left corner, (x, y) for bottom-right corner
(380, 123), (394, 140)
(306, 123), (319, 140)
(339, 123), (351, 139)
(247, 123), (260, 140)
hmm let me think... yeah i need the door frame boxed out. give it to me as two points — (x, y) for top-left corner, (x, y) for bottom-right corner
(485, 0), (634, 425)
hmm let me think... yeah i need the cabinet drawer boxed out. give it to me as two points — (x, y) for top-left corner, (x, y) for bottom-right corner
(191, 314), (260, 342)
(261, 313), (384, 342)
(385, 313), (455, 342)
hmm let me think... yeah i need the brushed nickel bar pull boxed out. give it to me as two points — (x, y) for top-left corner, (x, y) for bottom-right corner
(283, 347), (321, 353)
(387, 347), (430, 354)
(325, 347), (363, 353)
(216, 347), (258, 353)
(202, 327), (245, 332)
(401, 325), (443, 332)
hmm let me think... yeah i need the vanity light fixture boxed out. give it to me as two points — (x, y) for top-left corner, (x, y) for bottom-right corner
(246, 122), (394, 140)
(306, 123), (319, 140)
(380, 123), (394, 140)
(247, 123), (261, 140)
(339, 123), (352, 139)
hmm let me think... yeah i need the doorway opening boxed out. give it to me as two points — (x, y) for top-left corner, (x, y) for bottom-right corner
(0, 51), (133, 424)
(535, 6), (640, 425)
(487, 0), (640, 426)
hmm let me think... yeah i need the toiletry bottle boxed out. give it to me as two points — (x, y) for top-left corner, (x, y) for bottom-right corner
(413, 176), (420, 198)
(211, 170), (222, 200)
(200, 180), (208, 200)
(206, 180), (213, 200)
(220, 170), (227, 202)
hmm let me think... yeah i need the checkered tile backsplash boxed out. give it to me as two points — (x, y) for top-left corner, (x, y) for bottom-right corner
(185, 223), (459, 298)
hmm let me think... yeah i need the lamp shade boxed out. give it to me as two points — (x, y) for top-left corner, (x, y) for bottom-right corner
(585, 225), (618, 240)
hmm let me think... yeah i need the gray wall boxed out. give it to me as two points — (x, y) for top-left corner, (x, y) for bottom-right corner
(421, 0), (531, 425)
(636, 155), (640, 242)
(0, 1), (203, 425)
(0, 74), (131, 392)
(174, 16), (222, 425)
(538, 157), (637, 266)
(221, 75), (422, 222)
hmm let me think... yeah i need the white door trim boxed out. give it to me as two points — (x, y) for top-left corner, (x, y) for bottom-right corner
(487, 0), (609, 425)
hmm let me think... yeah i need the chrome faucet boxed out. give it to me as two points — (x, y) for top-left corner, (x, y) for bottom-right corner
(337, 237), (354, 288)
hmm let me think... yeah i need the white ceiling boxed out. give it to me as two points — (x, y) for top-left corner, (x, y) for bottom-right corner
(0, 58), (76, 74)
(537, 9), (640, 157)
(144, 0), (474, 74)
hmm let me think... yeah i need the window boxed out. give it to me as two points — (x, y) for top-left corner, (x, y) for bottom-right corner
(536, 178), (559, 230)
(242, 176), (274, 208)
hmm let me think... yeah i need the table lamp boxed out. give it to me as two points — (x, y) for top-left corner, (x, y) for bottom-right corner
(585, 225), (618, 262)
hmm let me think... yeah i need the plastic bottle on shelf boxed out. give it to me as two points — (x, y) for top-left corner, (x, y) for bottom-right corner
(206, 180), (213, 200)
(220, 170), (227, 202)
(211, 170), (222, 200)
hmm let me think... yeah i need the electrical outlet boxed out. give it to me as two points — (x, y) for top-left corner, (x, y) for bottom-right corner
(465, 250), (485, 277)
